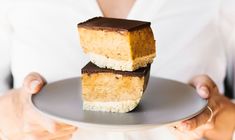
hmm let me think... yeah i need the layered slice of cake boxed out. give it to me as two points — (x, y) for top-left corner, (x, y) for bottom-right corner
(78, 17), (156, 71)
(81, 62), (150, 113)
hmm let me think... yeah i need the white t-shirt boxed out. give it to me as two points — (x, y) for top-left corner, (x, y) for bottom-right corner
(0, 0), (234, 139)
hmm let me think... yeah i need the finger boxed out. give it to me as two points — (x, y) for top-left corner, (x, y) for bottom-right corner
(28, 115), (57, 133)
(56, 123), (77, 131)
(23, 134), (40, 140)
(24, 127), (76, 140)
(196, 85), (210, 99)
(24, 105), (77, 133)
(47, 127), (76, 140)
(169, 126), (203, 140)
(168, 127), (190, 140)
(24, 110), (57, 133)
(23, 72), (46, 94)
(23, 122), (76, 133)
(50, 135), (73, 140)
(189, 75), (218, 97)
(178, 108), (212, 131)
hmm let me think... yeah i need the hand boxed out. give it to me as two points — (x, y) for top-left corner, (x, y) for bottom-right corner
(171, 75), (235, 140)
(0, 72), (77, 140)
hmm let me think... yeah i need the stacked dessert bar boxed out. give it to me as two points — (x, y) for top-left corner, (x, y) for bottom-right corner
(77, 17), (156, 113)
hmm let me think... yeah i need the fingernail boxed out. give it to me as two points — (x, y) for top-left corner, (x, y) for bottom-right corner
(181, 122), (190, 130)
(46, 120), (57, 133)
(49, 124), (57, 133)
(30, 80), (41, 91)
(198, 86), (209, 98)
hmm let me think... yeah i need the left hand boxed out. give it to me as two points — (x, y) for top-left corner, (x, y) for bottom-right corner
(171, 75), (235, 140)
(0, 73), (77, 140)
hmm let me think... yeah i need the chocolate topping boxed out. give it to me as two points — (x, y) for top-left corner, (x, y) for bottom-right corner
(82, 62), (151, 77)
(77, 17), (150, 31)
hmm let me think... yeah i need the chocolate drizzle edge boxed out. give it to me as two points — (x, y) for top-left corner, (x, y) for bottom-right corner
(82, 62), (151, 78)
(77, 17), (151, 32)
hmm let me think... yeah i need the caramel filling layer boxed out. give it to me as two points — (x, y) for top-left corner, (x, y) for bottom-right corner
(82, 73), (145, 102)
(78, 27), (155, 61)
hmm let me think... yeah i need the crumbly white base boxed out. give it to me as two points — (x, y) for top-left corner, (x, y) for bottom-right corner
(88, 53), (156, 71)
(83, 99), (141, 113)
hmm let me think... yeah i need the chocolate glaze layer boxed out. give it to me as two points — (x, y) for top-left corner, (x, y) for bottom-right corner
(77, 17), (150, 31)
(82, 62), (151, 78)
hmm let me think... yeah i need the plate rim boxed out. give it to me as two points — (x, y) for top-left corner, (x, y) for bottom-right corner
(30, 76), (208, 130)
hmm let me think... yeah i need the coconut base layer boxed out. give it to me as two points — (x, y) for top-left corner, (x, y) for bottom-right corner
(83, 99), (141, 113)
(89, 53), (155, 71)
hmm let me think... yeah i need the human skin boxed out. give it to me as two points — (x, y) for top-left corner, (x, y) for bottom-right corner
(97, 1), (235, 138)
(96, 1), (235, 139)
(0, 73), (77, 140)
(0, 0), (234, 139)
(172, 75), (235, 140)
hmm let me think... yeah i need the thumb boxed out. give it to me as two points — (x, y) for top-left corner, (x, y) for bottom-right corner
(196, 85), (210, 99)
(23, 72), (46, 94)
(189, 75), (218, 98)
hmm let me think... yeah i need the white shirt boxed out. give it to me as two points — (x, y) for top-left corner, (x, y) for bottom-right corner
(0, 0), (235, 139)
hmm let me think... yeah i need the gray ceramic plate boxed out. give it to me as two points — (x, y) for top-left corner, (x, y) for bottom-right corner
(31, 77), (207, 131)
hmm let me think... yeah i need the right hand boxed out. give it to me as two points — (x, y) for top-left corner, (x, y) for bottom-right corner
(171, 75), (235, 140)
(0, 72), (77, 140)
